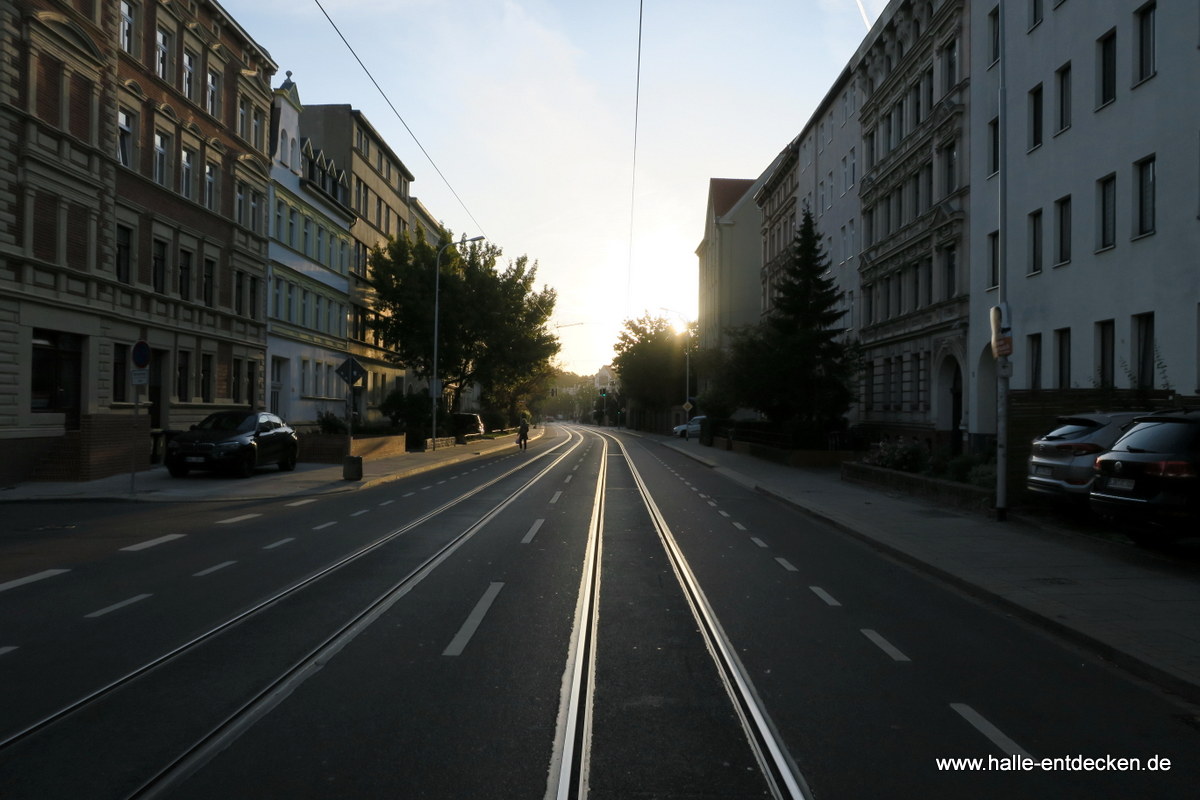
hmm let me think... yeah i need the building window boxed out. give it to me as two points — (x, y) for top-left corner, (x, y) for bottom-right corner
(1136, 155), (1155, 236)
(1029, 0), (1043, 28)
(119, 1), (136, 54)
(1134, 312), (1155, 389)
(235, 181), (245, 226)
(153, 131), (170, 185)
(117, 108), (135, 167)
(1098, 30), (1117, 107)
(942, 37), (959, 92)
(205, 162), (218, 211)
(289, 209), (298, 247)
(1136, 3), (1156, 83)
(988, 6), (1000, 63)
(178, 249), (192, 301)
(200, 354), (213, 403)
(152, 238), (167, 293)
(1054, 196), (1072, 264)
(252, 110), (264, 151)
(1028, 209), (1043, 273)
(176, 350), (190, 401)
(249, 276), (259, 320)
(237, 97), (249, 139)
(1098, 174), (1116, 249)
(155, 27), (172, 80)
(206, 68), (221, 117)
(1028, 84), (1043, 149)
(116, 225), (132, 284)
(1055, 63), (1072, 132)
(31, 330), (82, 423)
(1055, 328), (1071, 388)
(943, 246), (957, 299)
(988, 118), (999, 174)
(182, 49), (197, 100)
(988, 231), (999, 288)
(180, 147), (195, 199)
(249, 190), (261, 233)
(1028, 333), (1043, 390)
(113, 344), (129, 404)
(941, 142), (958, 196)
(232, 359), (243, 403)
(202, 258), (215, 306)
(234, 270), (245, 315)
(1097, 320), (1115, 388)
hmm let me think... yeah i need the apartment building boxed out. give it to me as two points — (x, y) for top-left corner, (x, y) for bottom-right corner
(968, 0), (1200, 436)
(266, 74), (355, 427)
(695, 177), (759, 359)
(0, 0), (276, 482)
(300, 104), (417, 423)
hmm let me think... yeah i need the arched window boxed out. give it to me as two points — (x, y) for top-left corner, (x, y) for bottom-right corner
(290, 138), (298, 170)
(279, 130), (289, 165)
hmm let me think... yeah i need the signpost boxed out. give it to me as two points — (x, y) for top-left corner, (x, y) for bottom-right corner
(336, 356), (366, 480)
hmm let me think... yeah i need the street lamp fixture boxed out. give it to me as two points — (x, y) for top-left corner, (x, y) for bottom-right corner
(431, 235), (484, 451)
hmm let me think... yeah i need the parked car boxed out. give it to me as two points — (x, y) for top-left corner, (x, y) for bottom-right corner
(451, 413), (484, 438)
(165, 411), (298, 479)
(1026, 412), (1145, 500)
(683, 415), (706, 440)
(1090, 410), (1200, 537)
(672, 422), (688, 438)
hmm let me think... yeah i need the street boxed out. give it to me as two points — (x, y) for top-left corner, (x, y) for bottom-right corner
(0, 425), (1195, 798)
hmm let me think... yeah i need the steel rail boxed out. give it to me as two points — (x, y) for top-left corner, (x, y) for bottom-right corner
(0, 429), (582, 756)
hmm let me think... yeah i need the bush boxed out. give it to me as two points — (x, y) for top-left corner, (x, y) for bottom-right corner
(863, 439), (930, 473)
(316, 410), (347, 435)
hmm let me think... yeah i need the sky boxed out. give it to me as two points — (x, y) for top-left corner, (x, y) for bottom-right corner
(221, 0), (888, 375)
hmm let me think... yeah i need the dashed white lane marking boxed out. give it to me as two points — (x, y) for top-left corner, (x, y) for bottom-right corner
(193, 561), (237, 577)
(732, 522), (747, 531)
(861, 629), (911, 662)
(86, 594), (152, 618)
(121, 534), (186, 551)
(718, 510), (731, 518)
(775, 557), (799, 572)
(313, 522), (337, 531)
(522, 519), (545, 544)
(285, 499), (317, 507)
(263, 538), (295, 550)
(564, 475), (573, 483)
(750, 537), (769, 548)
(216, 514), (261, 525)
(443, 582), (505, 656)
(0, 569), (70, 593)
(550, 491), (563, 504)
(379, 500), (395, 506)
(402, 492), (416, 498)
(0, 646), (17, 657)
(809, 586), (842, 606)
(951, 704), (1031, 758)
(351, 510), (369, 517)
(708, 501), (718, 507)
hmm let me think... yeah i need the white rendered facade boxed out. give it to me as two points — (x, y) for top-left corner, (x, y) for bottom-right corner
(266, 76), (354, 428)
(968, 0), (1200, 442)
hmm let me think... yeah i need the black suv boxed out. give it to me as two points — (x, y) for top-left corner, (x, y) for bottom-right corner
(1090, 410), (1200, 537)
(165, 411), (299, 478)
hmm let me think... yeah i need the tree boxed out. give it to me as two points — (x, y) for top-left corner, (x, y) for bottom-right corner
(369, 229), (560, 418)
(611, 315), (688, 429)
(719, 208), (858, 439)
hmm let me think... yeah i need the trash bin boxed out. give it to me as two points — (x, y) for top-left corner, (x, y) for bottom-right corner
(343, 455), (363, 481)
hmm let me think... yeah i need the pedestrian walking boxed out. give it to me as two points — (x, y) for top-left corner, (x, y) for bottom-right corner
(518, 419), (530, 450)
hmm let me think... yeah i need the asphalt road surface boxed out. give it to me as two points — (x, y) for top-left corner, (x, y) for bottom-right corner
(0, 425), (1194, 798)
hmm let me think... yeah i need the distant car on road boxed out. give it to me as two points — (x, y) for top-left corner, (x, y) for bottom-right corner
(1090, 409), (1200, 539)
(1026, 412), (1145, 501)
(165, 411), (298, 479)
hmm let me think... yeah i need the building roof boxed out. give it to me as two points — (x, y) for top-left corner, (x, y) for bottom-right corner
(709, 178), (757, 218)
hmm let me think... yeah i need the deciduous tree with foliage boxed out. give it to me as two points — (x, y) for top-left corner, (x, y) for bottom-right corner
(612, 315), (689, 429)
(369, 230), (560, 420)
(718, 208), (858, 442)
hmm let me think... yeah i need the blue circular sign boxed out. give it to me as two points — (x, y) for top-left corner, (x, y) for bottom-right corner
(132, 340), (151, 368)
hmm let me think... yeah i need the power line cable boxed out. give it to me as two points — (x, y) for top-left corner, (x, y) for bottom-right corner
(626, 0), (644, 317)
(312, 0), (487, 239)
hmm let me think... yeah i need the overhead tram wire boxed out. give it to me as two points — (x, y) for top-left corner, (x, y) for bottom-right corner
(312, 0), (487, 239)
(625, 0), (644, 318)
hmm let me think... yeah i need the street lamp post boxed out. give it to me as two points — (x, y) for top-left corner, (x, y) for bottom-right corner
(661, 307), (692, 419)
(431, 235), (484, 451)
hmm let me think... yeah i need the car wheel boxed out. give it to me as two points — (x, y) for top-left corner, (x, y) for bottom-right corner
(278, 448), (297, 472)
(167, 464), (189, 478)
(235, 452), (256, 479)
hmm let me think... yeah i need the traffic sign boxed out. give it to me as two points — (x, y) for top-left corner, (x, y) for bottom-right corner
(132, 340), (151, 368)
(336, 357), (367, 386)
(682, 401), (693, 412)
(131, 368), (149, 386)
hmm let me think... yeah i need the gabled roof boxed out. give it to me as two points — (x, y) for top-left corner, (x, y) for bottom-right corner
(709, 178), (757, 218)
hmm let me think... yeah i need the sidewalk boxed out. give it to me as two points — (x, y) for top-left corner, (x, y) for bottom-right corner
(4, 426), (1198, 704)
(650, 432), (1200, 706)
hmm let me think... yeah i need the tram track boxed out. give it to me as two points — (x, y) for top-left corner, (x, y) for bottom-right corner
(0, 430), (585, 798)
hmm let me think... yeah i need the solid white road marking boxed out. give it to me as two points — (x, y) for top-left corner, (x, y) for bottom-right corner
(861, 629), (910, 662)
(809, 586), (842, 606)
(0, 646), (17, 657)
(443, 582), (505, 656)
(312, 522), (337, 531)
(86, 594), (152, 618)
(775, 557), (799, 572)
(216, 514), (261, 525)
(193, 561), (237, 577)
(121, 534), (186, 551)
(285, 499), (317, 507)
(0, 569), (69, 593)
(751, 537), (769, 548)
(550, 491), (563, 504)
(951, 703), (1031, 758)
(263, 538), (295, 550)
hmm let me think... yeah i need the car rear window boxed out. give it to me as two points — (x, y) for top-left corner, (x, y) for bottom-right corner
(1112, 421), (1200, 454)
(1041, 419), (1103, 440)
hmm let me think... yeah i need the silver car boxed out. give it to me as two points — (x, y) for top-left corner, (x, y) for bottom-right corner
(1026, 412), (1145, 500)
